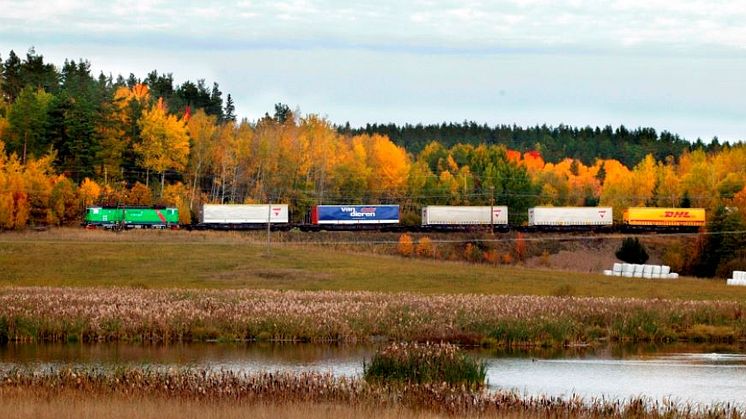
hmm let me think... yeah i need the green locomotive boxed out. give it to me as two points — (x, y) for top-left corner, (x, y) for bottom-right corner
(84, 207), (179, 229)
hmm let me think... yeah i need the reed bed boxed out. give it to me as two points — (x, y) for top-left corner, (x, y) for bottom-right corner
(0, 366), (742, 418)
(0, 287), (745, 345)
(364, 342), (486, 388)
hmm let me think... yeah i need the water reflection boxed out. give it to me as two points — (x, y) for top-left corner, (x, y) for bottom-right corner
(1, 342), (745, 408)
(0, 342), (373, 376)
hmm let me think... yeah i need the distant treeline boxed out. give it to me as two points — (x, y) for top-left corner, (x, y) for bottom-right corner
(344, 122), (732, 167)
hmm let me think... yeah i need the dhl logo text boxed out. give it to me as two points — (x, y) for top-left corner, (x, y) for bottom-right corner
(664, 211), (691, 218)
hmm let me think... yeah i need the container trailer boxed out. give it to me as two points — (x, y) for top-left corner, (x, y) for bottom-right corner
(528, 207), (613, 227)
(421, 206), (508, 227)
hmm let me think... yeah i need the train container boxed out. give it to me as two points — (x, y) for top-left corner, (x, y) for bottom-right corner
(421, 206), (508, 226)
(122, 207), (179, 228)
(528, 207), (613, 226)
(311, 205), (399, 224)
(200, 204), (289, 225)
(623, 207), (705, 227)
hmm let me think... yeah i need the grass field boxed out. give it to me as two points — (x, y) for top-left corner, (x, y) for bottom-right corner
(1, 228), (744, 301)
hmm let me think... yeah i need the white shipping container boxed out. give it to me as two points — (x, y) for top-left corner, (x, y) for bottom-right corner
(201, 204), (289, 224)
(528, 207), (613, 226)
(422, 206), (508, 225)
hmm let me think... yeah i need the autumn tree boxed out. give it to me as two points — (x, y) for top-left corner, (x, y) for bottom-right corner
(161, 182), (191, 224)
(49, 176), (79, 225)
(136, 98), (189, 195)
(364, 134), (410, 198)
(78, 177), (101, 207)
(186, 109), (217, 210)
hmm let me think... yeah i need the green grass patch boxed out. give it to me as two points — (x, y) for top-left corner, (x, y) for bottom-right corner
(364, 342), (486, 388)
(0, 228), (745, 301)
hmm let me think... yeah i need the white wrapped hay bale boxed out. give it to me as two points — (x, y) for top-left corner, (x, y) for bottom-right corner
(728, 277), (746, 286)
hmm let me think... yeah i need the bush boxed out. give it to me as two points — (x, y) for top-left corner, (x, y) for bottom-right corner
(415, 236), (436, 258)
(364, 342), (486, 389)
(715, 250), (746, 279)
(615, 237), (649, 264)
(397, 234), (414, 257)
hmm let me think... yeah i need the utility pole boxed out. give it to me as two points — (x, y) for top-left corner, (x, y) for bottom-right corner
(266, 195), (272, 256)
(490, 186), (495, 236)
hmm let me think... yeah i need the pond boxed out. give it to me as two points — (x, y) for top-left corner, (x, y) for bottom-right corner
(1, 342), (744, 408)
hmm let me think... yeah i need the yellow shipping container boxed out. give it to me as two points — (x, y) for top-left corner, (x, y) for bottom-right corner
(623, 207), (706, 227)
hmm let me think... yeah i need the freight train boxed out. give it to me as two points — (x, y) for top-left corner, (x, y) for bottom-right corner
(83, 204), (706, 232)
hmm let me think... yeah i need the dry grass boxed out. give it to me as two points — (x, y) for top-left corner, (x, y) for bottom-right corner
(0, 367), (742, 418)
(1, 389), (444, 419)
(1, 287), (745, 345)
(1, 228), (745, 301)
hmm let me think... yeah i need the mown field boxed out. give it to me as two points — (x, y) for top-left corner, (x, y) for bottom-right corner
(0, 228), (744, 301)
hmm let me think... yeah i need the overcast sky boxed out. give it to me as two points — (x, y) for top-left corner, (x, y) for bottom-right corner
(2, 0), (745, 142)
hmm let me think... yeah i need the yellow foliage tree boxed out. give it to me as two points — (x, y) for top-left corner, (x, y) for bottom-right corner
(186, 110), (217, 210)
(23, 155), (55, 225)
(162, 182), (192, 224)
(49, 176), (79, 225)
(127, 182), (152, 206)
(365, 134), (411, 197)
(0, 154), (29, 229)
(136, 98), (190, 196)
(78, 178), (102, 207)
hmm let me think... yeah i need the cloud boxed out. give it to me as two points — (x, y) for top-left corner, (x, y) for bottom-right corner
(1, 0), (745, 142)
(2, 0), (746, 54)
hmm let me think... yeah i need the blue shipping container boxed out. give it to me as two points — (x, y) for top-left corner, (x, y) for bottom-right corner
(312, 205), (400, 224)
